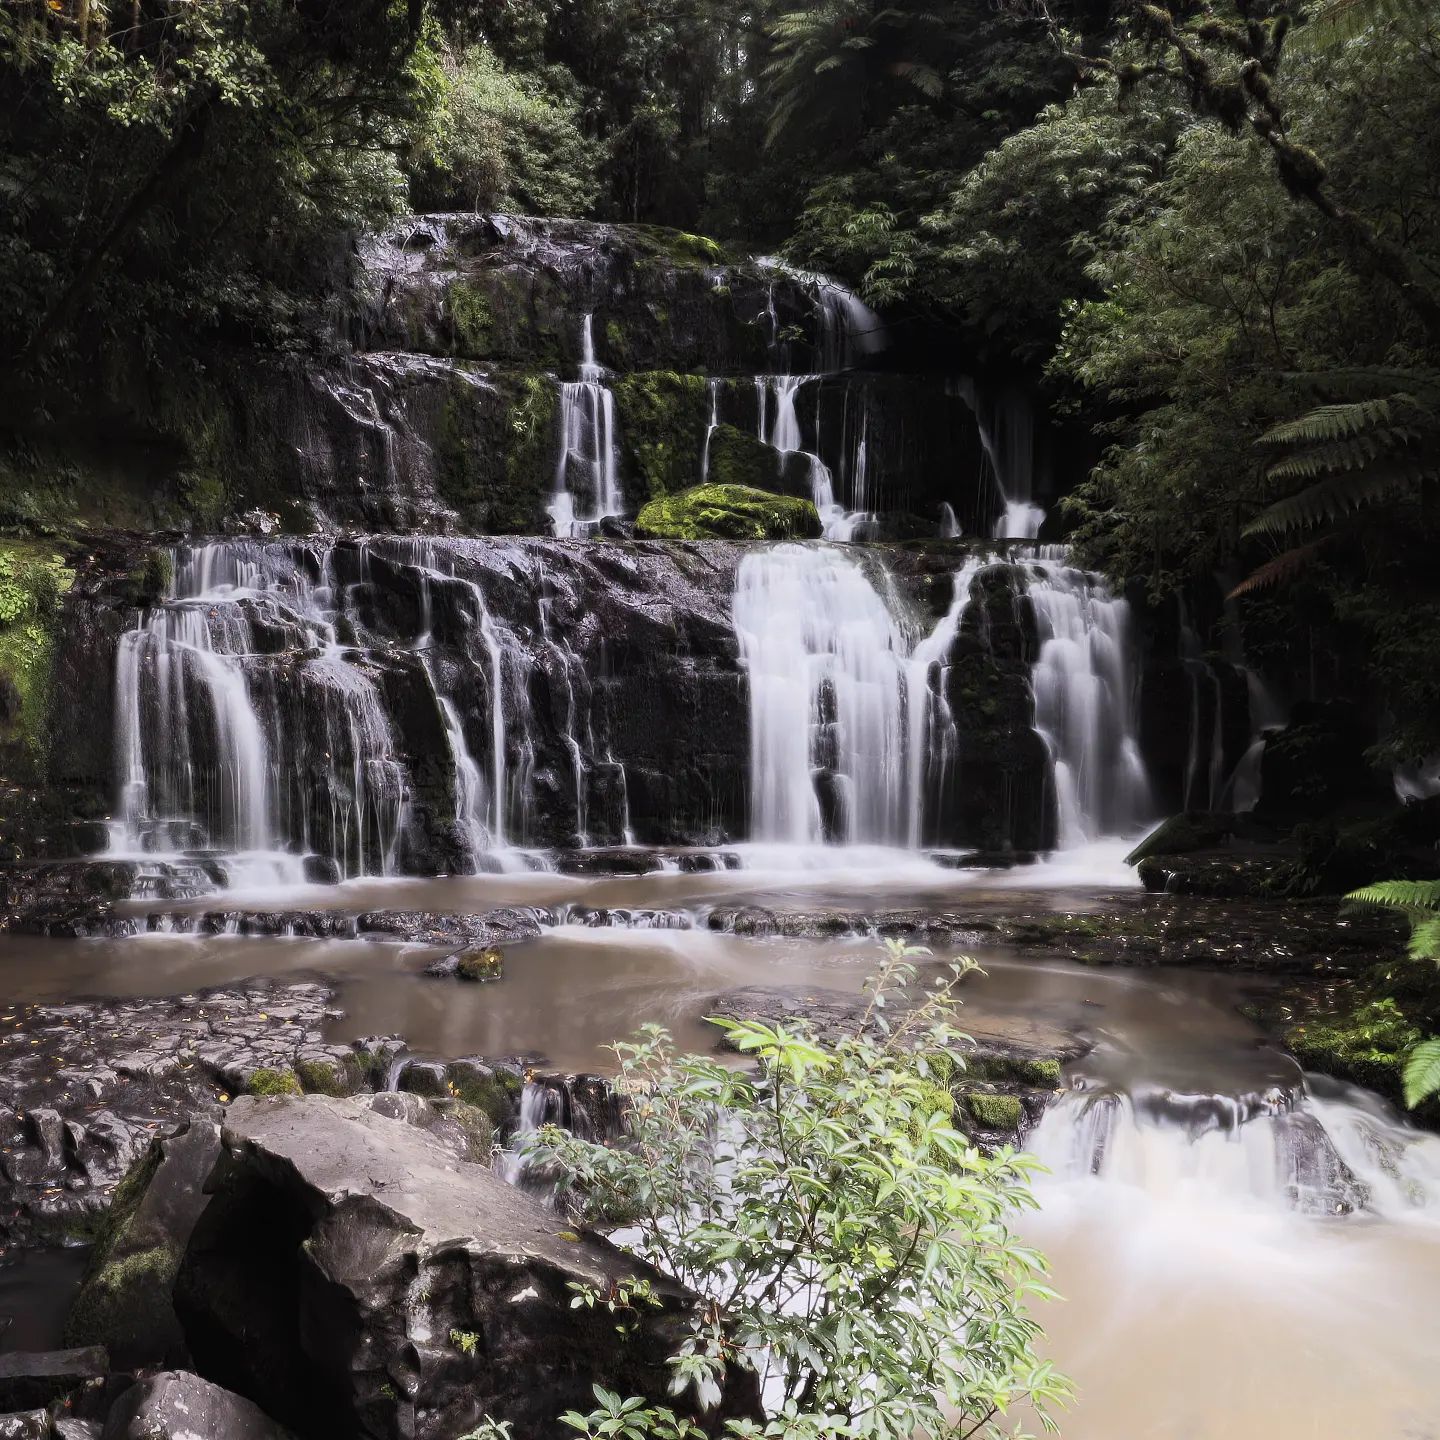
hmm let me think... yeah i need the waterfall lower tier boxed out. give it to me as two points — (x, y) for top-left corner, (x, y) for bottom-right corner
(1027, 554), (1152, 846)
(734, 545), (987, 847)
(91, 534), (1169, 878)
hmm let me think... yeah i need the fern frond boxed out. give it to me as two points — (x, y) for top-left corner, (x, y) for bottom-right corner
(1242, 462), (1426, 536)
(1265, 430), (1420, 481)
(1408, 916), (1440, 962)
(1291, 0), (1435, 53)
(1227, 540), (1329, 597)
(1403, 1038), (1440, 1109)
(1261, 397), (1398, 446)
(1346, 880), (1440, 912)
(887, 60), (945, 97)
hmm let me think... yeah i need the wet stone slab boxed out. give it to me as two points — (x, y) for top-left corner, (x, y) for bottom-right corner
(0, 982), (354, 1245)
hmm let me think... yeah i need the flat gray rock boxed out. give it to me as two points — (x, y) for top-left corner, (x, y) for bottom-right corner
(101, 1373), (295, 1440)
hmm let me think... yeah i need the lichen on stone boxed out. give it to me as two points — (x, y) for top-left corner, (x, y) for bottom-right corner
(247, 1067), (304, 1098)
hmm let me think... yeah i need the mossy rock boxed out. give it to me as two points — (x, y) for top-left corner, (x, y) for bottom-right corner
(247, 1067), (303, 1098)
(625, 225), (732, 268)
(64, 1119), (220, 1367)
(435, 1097), (497, 1162)
(436, 368), (557, 533)
(963, 1092), (1025, 1131)
(966, 1054), (1062, 1089)
(444, 1060), (518, 1128)
(611, 372), (709, 503)
(706, 425), (770, 491)
(635, 484), (821, 541)
(0, 543), (75, 786)
(295, 1056), (360, 1097)
(456, 946), (504, 982)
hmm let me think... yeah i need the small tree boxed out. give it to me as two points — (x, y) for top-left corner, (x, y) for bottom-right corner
(475, 942), (1068, 1440)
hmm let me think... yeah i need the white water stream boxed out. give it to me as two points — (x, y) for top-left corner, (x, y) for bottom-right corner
(549, 314), (624, 537)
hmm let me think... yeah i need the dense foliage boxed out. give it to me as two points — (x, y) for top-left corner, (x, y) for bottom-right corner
(480, 945), (1068, 1440)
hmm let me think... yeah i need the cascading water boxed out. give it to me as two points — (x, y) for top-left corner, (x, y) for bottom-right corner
(1023, 1071), (1440, 1440)
(954, 379), (1046, 540)
(734, 545), (985, 846)
(111, 542), (408, 880)
(549, 314), (624, 537)
(754, 376), (853, 540)
(1026, 552), (1152, 846)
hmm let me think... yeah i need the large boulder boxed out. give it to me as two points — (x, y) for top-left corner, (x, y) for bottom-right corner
(172, 1095), (759, 1440)
(65, 1120), (221, 1368)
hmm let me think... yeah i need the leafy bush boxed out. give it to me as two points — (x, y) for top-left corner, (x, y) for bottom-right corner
(470, 942), (1067, 1440)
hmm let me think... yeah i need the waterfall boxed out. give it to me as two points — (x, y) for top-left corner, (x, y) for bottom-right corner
(1179, 608), (1228, 812)
(549, 314), (624, 537)
(938, 503), (961, 539)
(699, 378), (721, 483)
(756, 257), (887, 370)
(754, 376), (854, 540)
(954, 379), (1045, 540)
(1027, 554), (1152, 846)
(734, 545), (983, 846)
(111, 542), (410, 878)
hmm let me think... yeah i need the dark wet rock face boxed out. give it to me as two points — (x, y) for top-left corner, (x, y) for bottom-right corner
(0, 1350), (108, 1414)
(171, 1095), (760, 1440)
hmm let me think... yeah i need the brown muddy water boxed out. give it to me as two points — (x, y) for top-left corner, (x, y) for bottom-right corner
(3, 855), (1439, 1438)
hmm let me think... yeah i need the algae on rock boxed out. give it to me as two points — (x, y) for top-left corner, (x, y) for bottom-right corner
(635, 483), (821, 541)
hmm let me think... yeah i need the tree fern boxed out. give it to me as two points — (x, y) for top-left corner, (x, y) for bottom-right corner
(1231, 368), (1439, 591)
(1242, 460), (1433, 537)
(1261, 396), (1397, 445)
(1403, 1038), (1440, 1108)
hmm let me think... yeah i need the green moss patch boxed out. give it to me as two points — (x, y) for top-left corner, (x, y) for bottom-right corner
(705, 424), (783, 493)
(635, 484), (821, 541)
(611, 372), (709, 502)
(964, 1093), (1024, 1131)
(0, 543), (75, 785)
(247, 1067), (303, 1098)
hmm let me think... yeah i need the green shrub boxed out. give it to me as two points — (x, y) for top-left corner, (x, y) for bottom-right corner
(470, 941), (1068, 1440)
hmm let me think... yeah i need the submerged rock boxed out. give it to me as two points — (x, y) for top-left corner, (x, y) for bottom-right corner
(172, 1095), (760, 1439)
(635, 484), (821, 541)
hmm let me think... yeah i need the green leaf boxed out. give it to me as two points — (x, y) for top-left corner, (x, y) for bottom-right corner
(1403, 1039), (1440, 1108)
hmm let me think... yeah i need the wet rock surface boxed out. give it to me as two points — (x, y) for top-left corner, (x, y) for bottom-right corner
(171, 1094), (759, 1440)
(705, 895), (1403, 973)
(0, 982), (355, 1245)
(101, 1372), (297, 1440)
